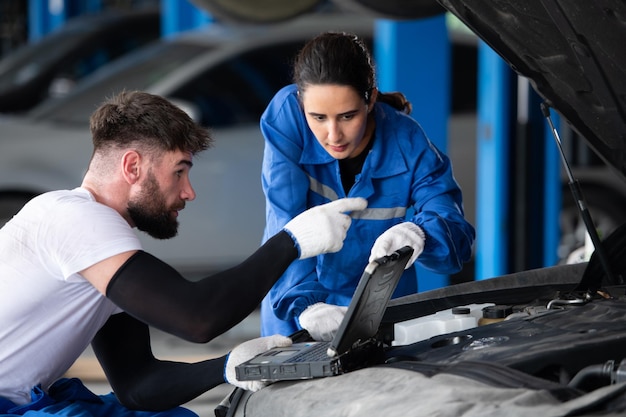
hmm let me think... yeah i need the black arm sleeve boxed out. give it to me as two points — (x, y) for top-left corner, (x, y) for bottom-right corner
(106, 231), (297, 343)
(92, 312), (227, 411)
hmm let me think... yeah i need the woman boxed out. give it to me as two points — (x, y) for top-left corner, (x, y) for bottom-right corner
(260, 31), (475, 340)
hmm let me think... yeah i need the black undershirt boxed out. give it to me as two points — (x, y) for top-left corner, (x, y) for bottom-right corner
(339, 136), (374, 195)
(97, 231), (298, 410)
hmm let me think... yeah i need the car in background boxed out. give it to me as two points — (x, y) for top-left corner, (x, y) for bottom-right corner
(0, 8), (161, 113)
(1, 7), (624, 279)
(0, 12), (379, 276)
(0, 10), (484, 278)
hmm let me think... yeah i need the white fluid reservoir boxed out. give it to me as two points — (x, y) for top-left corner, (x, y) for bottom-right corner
(392, 303), (495, 346)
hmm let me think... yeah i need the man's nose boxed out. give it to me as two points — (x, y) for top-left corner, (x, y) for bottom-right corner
(181, 180), (196, 201)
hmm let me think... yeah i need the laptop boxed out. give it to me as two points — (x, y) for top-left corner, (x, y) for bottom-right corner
(235, 245), (413, 382)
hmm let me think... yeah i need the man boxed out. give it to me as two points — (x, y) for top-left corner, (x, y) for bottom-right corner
(0, 90), (367, 416)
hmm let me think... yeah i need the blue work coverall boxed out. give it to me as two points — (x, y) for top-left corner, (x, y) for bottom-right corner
(260, 84), (475, 337)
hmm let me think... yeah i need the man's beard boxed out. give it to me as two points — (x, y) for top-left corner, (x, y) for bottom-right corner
(128, 171), (181, 240)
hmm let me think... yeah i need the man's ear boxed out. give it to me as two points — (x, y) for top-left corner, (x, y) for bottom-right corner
(121, 150), (141, 184)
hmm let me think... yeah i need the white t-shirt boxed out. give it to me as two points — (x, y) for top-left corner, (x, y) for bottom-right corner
(0, 187), (142, 404)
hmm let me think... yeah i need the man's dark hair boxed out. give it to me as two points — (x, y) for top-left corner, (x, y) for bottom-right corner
(89, 90), (213, 156)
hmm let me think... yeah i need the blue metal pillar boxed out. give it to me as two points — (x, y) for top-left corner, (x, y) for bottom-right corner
(516, 81), (562, 270)
(475, 42), (514, 280)
(475, 45), (560, 279)
(28, 0), (101, 41)
(542, 106), (561, 266)
(374, 15), (451, 291)
(161, 0), (213, 38)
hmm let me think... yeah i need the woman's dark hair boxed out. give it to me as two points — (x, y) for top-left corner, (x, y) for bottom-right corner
(293, 31), (412, 114)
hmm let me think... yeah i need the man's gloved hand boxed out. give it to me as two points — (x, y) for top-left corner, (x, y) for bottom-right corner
(298, 302), (348, 341)
(284, 198), (367, 259)
(224, 335), (292, 391)
(369, 222), (425, 269)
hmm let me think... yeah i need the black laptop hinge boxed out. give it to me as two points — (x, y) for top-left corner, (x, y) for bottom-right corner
(338, 339), (386, 373)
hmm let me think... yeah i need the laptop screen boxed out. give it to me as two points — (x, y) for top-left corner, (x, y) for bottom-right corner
(329, 246), (413, 356)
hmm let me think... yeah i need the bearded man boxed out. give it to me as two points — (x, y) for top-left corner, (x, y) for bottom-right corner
(0, 90), (367, 416)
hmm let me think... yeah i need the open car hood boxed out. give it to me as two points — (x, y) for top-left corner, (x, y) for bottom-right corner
(438, 0), (626, 181)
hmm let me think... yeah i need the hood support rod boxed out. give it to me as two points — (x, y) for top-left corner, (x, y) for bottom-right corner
(541, 102), (618, 295)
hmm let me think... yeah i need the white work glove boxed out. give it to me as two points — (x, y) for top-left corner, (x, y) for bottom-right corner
(298, 302), (348, 342)
(284, 197), (367, 259)
(224, 335), (292, 392)
(369, 222), (425, 269)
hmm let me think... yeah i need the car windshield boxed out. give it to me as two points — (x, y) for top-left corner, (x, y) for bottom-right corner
(28, 41), (210, 125)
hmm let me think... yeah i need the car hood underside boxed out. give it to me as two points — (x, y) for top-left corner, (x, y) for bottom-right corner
(438, 0), (626, 181)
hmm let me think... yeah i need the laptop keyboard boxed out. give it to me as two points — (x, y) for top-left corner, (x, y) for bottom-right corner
(291, 342), (330, 362)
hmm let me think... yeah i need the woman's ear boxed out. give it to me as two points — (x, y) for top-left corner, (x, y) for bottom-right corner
(296, 89), (305, 110)
(368, 88), (378, 112)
